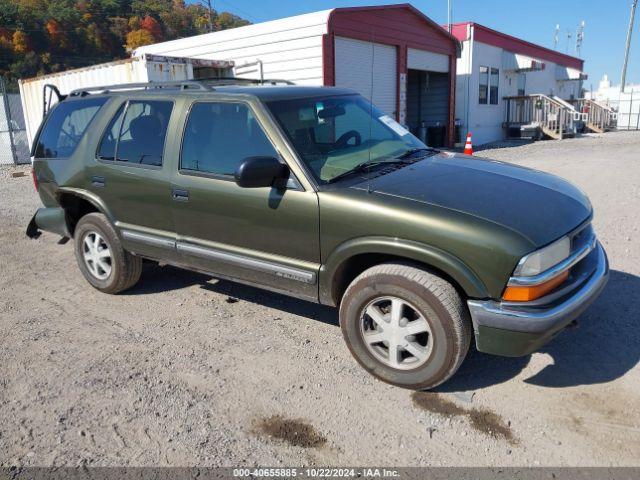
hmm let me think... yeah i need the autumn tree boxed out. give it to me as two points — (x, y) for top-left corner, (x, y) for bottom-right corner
(12, 30), (29, 54)
(125, 28), (154, 51)
(0, 0), (250, 89)
(140, 15), (163, 42)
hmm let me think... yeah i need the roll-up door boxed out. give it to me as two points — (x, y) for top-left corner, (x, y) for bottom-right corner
(334, 37), (397, 116)
(407, 48), (449, 73)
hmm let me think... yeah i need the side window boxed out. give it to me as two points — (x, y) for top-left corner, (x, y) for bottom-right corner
(479, 66), (489, 105)
(35, 97), (108, 159)
(97, 100), (173, 166)
(97, 104), (125, 160)
(181, 102), (278, 176)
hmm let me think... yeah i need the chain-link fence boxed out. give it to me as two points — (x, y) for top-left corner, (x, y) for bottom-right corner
(1, 77), (31, 165)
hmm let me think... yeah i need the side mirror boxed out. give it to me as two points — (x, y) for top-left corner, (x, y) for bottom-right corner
(234, 156), (289, 189)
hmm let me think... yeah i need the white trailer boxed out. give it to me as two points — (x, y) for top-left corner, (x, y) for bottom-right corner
(18, 54), (233, 149)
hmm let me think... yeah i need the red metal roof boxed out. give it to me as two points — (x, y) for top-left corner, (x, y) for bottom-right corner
(446, 22), (584, 71)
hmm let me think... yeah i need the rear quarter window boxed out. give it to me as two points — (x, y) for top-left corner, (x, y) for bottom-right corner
(34, 97), (108, 159)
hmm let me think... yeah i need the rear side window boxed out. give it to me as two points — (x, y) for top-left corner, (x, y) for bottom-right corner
(180, 102), (277, 176)
(97, 100), (173, 166)
(34, 97), (108, 159)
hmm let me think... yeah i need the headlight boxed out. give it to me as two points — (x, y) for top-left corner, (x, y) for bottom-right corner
(513, 236), (571, 277)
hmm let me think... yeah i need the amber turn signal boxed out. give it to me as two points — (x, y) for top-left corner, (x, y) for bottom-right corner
(502, 270), (569, 302)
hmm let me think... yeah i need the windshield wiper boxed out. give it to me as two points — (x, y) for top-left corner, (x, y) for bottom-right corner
(326, 159), (411, 184)
(326, 148), (437, 184)
(396, 147), (438, 159)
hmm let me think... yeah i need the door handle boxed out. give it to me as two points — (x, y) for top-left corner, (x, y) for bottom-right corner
(172, 188), (189, 202)
(91, 175), (106, 187)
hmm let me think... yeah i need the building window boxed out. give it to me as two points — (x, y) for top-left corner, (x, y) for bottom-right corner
(517, 73), (526, 96)
(479, 66), (500, 105)
(479, 66), (489, 104)
(489, 68), (499, 104)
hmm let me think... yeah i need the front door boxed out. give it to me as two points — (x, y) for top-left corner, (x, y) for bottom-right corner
(170, 100), (320, 301)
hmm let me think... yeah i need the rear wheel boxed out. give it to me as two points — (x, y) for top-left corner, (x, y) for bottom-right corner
(339, 263), (471, 390)
(74, 213), (142, 294)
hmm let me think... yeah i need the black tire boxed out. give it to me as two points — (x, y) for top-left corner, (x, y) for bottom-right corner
(339, 263), (471, 390)
(73, 213), (142, 294)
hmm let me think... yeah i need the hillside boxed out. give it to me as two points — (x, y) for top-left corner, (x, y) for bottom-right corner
(0, 0), (249, 90)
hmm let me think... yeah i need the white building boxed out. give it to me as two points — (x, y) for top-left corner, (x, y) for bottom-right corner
(585, 75), (640, 130)
(134, 5), (461, 146)
(449, 22), (587, 145)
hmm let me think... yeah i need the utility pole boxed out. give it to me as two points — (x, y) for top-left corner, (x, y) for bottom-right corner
(204, 0), (214, 32)
(621, 0), (638, 92)
(447, 0), (452, 33)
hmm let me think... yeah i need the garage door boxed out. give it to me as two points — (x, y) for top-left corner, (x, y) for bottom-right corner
(407, 48), (449, 73)
(335, 37), (397, 116)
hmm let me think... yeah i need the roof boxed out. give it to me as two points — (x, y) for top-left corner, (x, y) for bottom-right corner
(447, 22), (584, 71)
(135, 4), (459, 58)
(134, 9), (334, 57)
(330, 4), (460, 45)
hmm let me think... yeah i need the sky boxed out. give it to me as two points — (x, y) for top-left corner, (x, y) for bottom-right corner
(206, 0), (639, 88)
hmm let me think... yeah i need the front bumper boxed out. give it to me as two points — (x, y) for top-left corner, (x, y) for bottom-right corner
(468, 241), (609, 356)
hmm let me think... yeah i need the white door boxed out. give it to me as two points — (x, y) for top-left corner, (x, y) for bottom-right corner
(334, 37), (397, 117)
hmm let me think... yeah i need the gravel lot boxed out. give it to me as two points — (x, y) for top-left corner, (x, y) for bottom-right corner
(1, 131), (639, 467)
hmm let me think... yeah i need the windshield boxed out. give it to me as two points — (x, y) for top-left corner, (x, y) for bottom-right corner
(266, 95), (426, 183)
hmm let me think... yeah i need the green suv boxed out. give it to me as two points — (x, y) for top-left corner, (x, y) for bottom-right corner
(27, 80), (608, 389)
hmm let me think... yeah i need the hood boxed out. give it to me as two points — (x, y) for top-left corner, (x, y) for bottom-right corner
(352, 152), (592, 247)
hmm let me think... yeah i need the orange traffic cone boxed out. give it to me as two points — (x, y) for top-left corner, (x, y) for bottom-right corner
(463, 132), (473, 155)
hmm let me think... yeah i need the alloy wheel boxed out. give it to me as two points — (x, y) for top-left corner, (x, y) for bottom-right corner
(360, 296), (433, 370)
(82, 231), (112, 280)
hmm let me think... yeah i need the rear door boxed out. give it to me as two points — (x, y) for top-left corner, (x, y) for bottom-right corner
(90, 97), (180, 261)
(169, 99), (320, 301)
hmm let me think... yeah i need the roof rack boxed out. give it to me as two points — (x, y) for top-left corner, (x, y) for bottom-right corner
(66, 77), (296, 98)
(68, 80), (213, 97)
(199, 77), (295, 86)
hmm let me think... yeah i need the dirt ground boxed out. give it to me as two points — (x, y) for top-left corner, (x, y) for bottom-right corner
(1, 131), (639, 467)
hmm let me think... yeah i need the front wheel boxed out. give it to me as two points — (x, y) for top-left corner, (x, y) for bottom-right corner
(74, 213), (142, 294)
(339, 263), (471, 390)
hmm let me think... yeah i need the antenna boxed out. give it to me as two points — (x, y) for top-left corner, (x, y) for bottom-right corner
(553, 24), (560, 50)
(367, 27), (375, 194)
(565, 29), (573, 53)
(576, 20), (585, 56)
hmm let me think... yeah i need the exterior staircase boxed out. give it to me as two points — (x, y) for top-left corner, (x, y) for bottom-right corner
(504, 94), (576, 140)
(569, 99), (617, 133)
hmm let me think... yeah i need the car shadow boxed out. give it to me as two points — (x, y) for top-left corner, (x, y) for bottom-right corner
(125, 263), (339, 327)
(128, 264), (638, 389)
(436, 269), (640, 391)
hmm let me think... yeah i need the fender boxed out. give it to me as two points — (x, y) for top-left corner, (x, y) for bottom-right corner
(319, 236), (489, 306)
(58, 187), (116, 224)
